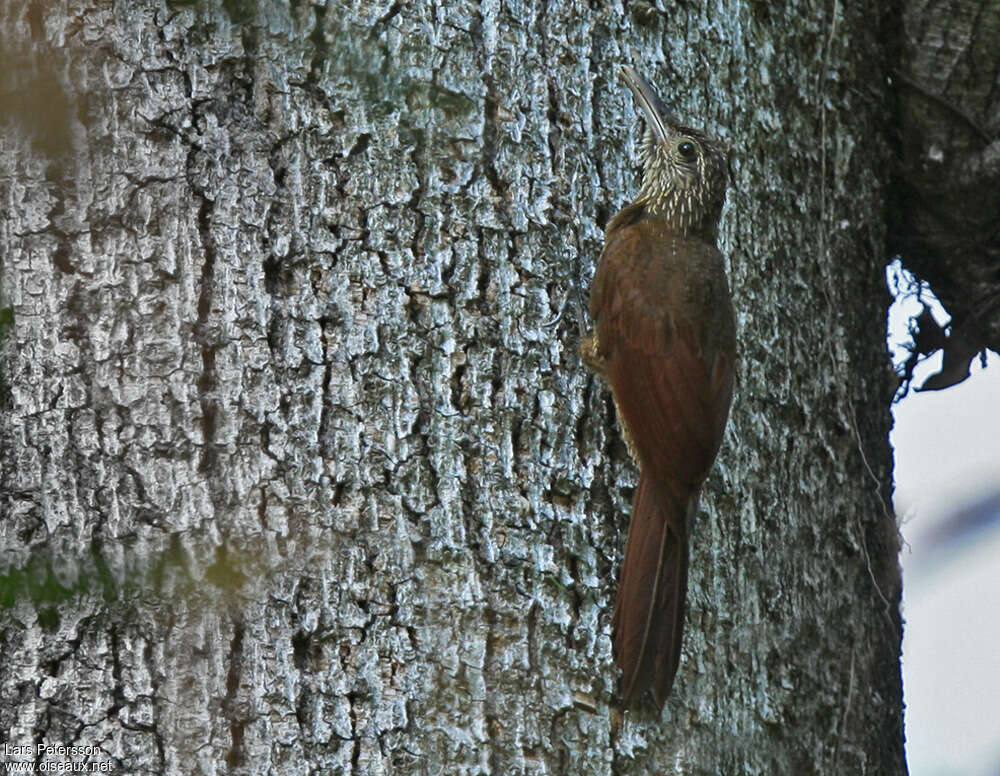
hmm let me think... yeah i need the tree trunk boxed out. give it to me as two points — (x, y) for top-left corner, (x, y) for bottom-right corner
(0, 1), (905, 774)
(888, 0), (1000, 391)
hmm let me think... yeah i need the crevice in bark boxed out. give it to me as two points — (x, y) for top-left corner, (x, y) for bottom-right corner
(480, 86), (506, 203)
(194, 194), (220, 477)
(223, 617), (247, 770)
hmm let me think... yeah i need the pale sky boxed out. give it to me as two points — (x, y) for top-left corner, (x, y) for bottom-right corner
(891, 334), (1000, 774)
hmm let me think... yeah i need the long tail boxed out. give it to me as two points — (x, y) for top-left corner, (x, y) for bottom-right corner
(612, 471), (695, 707)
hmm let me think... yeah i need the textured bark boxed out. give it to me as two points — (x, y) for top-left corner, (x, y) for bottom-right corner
(889, 0), (1000, 378)
(0, 1), (903, 774)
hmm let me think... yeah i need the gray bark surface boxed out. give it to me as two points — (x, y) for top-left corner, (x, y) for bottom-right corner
(0, 1), (904, 774)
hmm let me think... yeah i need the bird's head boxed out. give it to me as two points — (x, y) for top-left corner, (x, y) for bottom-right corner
(621, 66), (729, 239)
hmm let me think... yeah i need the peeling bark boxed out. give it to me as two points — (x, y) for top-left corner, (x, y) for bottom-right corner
(0, 1), (904, 774)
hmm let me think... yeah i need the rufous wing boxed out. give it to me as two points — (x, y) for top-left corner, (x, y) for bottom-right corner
(594, 241), (733, 485)
(592, 219), (734, 705)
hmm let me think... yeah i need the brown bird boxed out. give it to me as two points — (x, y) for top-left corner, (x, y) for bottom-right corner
(582, 66), (736, 708)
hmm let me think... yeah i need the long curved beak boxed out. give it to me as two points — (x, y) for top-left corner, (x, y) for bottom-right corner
(620, 65), (678, 143)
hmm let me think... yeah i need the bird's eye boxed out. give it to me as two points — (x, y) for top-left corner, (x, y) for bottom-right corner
(678, 141), (697, 160)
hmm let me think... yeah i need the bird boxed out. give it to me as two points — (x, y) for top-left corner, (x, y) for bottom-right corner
(581, 65), (736, 708)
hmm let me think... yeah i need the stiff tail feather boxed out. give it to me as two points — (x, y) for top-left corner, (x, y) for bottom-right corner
(612, 472), (695, 707)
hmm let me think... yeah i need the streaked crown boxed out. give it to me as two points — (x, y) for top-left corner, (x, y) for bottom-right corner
(622, 66), (729, 240)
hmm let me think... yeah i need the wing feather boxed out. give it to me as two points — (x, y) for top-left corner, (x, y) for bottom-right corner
(591, 218), (735, 705)
(594, 223), (732, 489)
